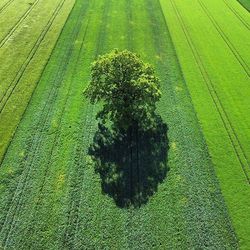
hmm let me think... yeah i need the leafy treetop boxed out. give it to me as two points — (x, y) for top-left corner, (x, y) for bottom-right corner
(84, 49), (161, 130)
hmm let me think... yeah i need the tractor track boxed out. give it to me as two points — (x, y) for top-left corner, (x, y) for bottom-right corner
(223, 0), (250, 31)
(0, 0), (76, 245)
(0, 0), (15, 14)
(155, 0), (238, 244)
(0, 0), (66, 114)
(20, 18), (91, 250)
(61, 0), (111, 247)
(198, 0), (250, 78)
(169, 0), (250, 183)
(0, 0), (41, 48)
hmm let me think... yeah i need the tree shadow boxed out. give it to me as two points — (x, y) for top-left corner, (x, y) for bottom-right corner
(89, 116), (169, 208)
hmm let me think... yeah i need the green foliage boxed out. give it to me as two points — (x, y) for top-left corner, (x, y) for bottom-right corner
(84, 49), (161, 130)
(0, 0), (240, 249)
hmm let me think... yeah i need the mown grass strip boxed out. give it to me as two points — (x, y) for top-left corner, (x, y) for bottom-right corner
(0, 0), (40, 48)
(133, 0), (237, 247)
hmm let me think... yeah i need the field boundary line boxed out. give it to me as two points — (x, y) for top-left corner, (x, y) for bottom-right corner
(0, 0), (14, 14)
(0, 0), (68, 244)
(0, 0), (41, 48)
(198, 0), (250, 78)
(0, 0), (65, 114)
(169, 0), (250, 183)
(222, 0), (250, 30)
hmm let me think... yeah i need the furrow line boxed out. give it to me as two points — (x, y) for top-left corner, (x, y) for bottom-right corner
(223, 0), (250, 30)
(0, 0), (65, 114)
(198, 0), (250, 78)
(155, 1), (238, 244)
(0, 0), (41, 48)
(0, 0), (14, 14)
(0, 0), (65, 230)
(62, 0), (111, 247)
(24, 15), (91, 248)
(169, 0), (250, 183)
(0, 0), (72, 242)
(149, 0), (204, 244)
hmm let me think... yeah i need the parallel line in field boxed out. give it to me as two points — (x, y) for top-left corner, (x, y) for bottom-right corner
(0, 0), (90, 245)
(0, 0), (72, 219)
(198, 0), (250, 78)
(169, 0), (250, 183)
(0, 0), (14, 14)
(0, 0), (68, 244)
(0, 2), (74, 170)
(155, 1), (239, 246)
(22, 8), (91, 249)
(0, 0), (41, 48)
(23, 20), (90, 249)
(57, 3), (93, 243)
(223, 0), (250, 30)
(157, 0), (237, 243)
(62, 1), (111, 246)
(0, 0), (65, 114)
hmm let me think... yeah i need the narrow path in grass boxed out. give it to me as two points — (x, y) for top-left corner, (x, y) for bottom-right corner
(0, 0), (237, 248)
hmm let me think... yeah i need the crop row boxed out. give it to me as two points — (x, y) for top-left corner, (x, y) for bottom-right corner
(0, 0), (75, 163)
(0, 0), (67, 114)
(0, 0), (239, 248)
(160, 0), (250, 248)
(169, 0), (250, 183)
(0, 0), (41, 48)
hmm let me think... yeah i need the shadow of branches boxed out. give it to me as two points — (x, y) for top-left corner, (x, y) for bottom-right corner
(89, 116), (169, 208)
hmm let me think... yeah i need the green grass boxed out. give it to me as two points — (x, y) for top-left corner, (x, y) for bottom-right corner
(237, 0), (250, 11)
(0, 0), (36, 41)
(0, 0), (238, 248)
(0, 0), (15, 14)
(0, 0), (75, 163)
(160, 0), (250, 248)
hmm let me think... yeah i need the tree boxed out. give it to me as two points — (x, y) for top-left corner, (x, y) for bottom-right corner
(84, 49), (161, 131)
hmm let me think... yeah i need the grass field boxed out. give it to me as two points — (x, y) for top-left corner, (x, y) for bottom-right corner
(0, 0), (75, 163)
(238, 0), (250, 10)
(160, 0), (250, 248)
(0, 0), (249, 249)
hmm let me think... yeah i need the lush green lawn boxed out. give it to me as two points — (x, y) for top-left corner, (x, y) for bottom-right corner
(0, 0), (75, 163)
(160, 0), (250, 248)
(0, 0), (237, 249)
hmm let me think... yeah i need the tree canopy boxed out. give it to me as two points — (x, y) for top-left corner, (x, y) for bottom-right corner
(84, 49), (161, 130)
